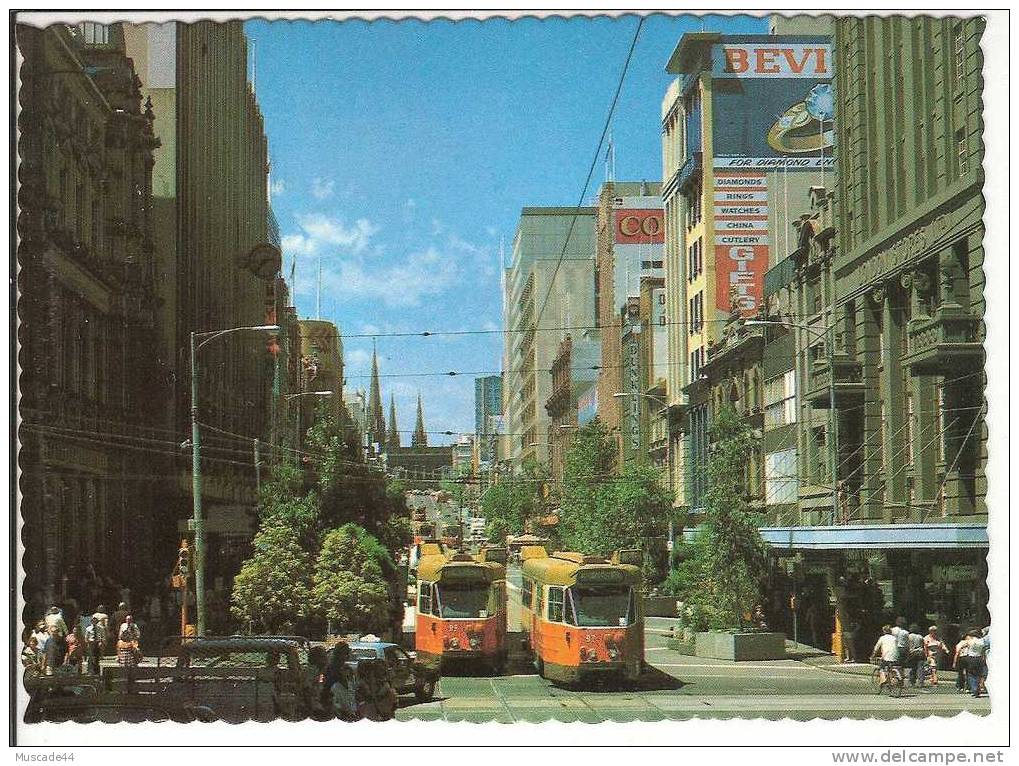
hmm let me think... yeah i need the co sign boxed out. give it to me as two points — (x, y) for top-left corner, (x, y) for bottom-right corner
(618, 215), (662, 238)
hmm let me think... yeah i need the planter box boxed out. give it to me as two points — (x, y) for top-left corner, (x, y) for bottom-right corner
(644, 596), (679, 617)
(694, 631), (786, 661)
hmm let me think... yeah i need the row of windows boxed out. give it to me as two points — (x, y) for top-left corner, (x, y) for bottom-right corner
(764, 370), (797, 428)
(687, 291), (704, 335)
(687, 238), (703, 282)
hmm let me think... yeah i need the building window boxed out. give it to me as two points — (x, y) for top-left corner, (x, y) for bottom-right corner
(956, 128), (969, 176)
(78, 22), (110, 45)
(765, 448), (799, 505)
(953, 22), (965, 91)
(764, 369), (797, 427)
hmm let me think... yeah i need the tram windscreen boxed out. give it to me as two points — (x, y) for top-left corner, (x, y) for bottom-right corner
(568, 585), (634, 627)
(436, 581), (490, 619)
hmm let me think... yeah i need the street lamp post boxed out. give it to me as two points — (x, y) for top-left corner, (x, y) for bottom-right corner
(190, 324), (279, 637)
(745, 318), (839, 524)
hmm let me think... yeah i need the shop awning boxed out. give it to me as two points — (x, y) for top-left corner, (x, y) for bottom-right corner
(682, 523), (987, 550)
(757, 523), (988, 551)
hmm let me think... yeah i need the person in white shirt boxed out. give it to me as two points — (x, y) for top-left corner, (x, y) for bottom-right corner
(871, 624), (900, 688)
(890, 616), (910, 664)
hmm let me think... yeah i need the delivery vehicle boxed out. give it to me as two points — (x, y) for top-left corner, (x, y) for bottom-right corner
(415, 544), (508, 674)
(104, 637), (315, 722)
(519, 546), (644, 685)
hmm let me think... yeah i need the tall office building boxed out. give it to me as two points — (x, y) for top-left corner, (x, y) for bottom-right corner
(474, 375), (502, 465)
(502, 208), (597, 471)
(593, 181), (665, 464)
(661, 31), (833, 514)
(124, 22), (281, 575)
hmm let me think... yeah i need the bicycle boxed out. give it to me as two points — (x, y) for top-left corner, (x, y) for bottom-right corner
(871, 662), (905, 697)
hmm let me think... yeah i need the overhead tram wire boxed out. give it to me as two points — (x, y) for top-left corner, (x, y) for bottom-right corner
(528, 16), (644, 340)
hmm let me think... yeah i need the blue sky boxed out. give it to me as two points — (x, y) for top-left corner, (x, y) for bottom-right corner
(246, 13), (766, 443)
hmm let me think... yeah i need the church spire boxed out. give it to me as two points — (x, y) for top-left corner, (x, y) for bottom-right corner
(412, 393), (428, 447)
(386, 393), (401, 451)
(367, 341), (386, 447)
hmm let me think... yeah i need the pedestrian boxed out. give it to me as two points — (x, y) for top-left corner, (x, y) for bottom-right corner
(842, 621), (859, 663)
(92, 604), (110, 655)
(306, 646), (330, 720)
(326, 643), (358, 722)
(923, 626), (945, 686)
(84, 616), (103, 675)
(117, 615), (142, 667)
(43, 606), (68, 675)
(962, 629), (987, 697)
(64, 626), (85, 674)
(907, 623), (926, 686)
(870, 624), (900, 690)
(22, 636), (43, 678)
(953, 632), (971, 693)
(111, 602), (129, 648)
(356, 658), (397, 722)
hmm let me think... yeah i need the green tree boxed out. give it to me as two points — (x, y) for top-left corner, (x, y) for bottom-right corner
(230, 521), (312, 633)
(666, 405), (769, 629)
(312, 524), (393, 635)
(304, 405), (412, 560)
(479, 457), (551, 542)
(256, 461), (320, 549)
(557, 420), (673, 584)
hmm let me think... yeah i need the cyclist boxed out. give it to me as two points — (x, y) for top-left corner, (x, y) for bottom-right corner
(871, 624), (901, 690)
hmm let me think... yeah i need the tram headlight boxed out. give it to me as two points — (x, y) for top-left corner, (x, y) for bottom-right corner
(447, 637), (460, 650)
(607, 647), (620, 661)
(469, 635), (480, 650)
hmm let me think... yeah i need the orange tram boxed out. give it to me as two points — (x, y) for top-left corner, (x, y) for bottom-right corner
(415, 544), (508, 673)
(520, 546), (644, 684)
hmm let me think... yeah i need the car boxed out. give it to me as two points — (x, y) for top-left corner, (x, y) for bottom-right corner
(347, 639), (439, 702)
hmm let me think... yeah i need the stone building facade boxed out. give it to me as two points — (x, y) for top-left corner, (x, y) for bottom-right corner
(17, 22), (166, 609)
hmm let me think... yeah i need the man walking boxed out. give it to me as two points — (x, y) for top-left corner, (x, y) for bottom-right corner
(890, 616), (910, 668)
(84, 616), (103, 675)
(923, 626), (945, 686)
(92, 604), (110, 655)
(43, 606), (68, 675)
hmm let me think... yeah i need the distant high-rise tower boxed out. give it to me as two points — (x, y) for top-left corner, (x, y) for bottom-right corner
(386, 393), (401, 451)
(367, 342), (386, 447)
(474, 375), (502, 464)
(412, 393), (428, 447)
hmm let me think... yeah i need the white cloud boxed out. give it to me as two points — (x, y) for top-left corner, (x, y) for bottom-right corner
(270, 179), (286, 196)
(296, 213), (380, 255)
(345, 347), (372, 370)
(311, 177), (335, 200)
(320, 245), (457, 307)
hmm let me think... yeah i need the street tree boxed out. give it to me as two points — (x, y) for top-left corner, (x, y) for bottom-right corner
(557, 420), (673, 584)
(479, 457), (551, 542)
(230, 520), (313, 634)
(666, 404), (769, 629)
(312, 523), (393, 636)
(304, 405), (412, 560)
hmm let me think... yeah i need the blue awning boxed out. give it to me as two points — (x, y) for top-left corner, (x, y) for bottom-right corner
(683, 523), (987, 550)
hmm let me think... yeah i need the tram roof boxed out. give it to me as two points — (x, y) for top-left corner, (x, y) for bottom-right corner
(520, 548), (641, 586)
(417, 548), (506, 581)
